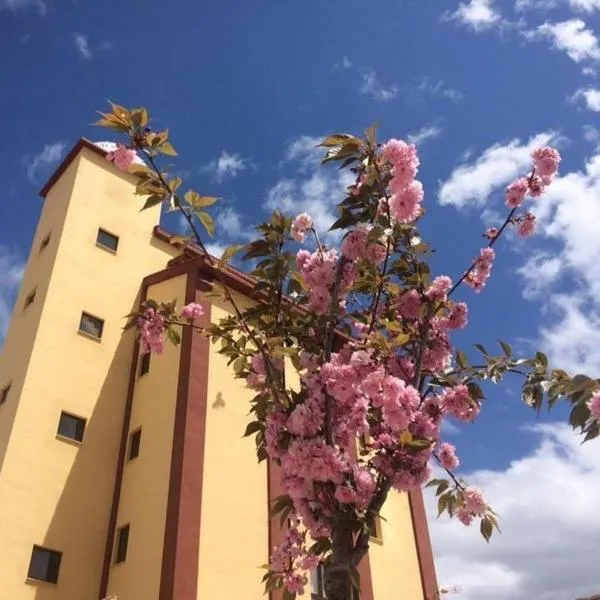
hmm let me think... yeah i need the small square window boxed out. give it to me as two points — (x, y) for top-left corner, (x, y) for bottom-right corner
(310, 565), (326, 600)
(96, 228), (119, 253)
(24, 289), (36, 310)
(129, 429), (141, 461)
(139, 352), (151, 376)
(40, 233), (51, 253)
(0, 383), (11, 405)
(115, 524), (130, 564)
(27, 545), (62, 584)
(57, 412), (86, 443)
(79, 312), (104, 339)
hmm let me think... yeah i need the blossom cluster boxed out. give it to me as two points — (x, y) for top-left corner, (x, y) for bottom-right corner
(105, 144), (136, 171)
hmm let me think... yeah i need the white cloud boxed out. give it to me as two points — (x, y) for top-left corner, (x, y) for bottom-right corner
(429, 423), (600, 600)
(449, 0), (502, 32)
(205, 242), (226, 259)
(74, 34), (92, 59)
(0, 0), (45, 14)
(266, 136), (354, 241)
(334, 56), (353, 69)
(570, 0), (600, 11)
(516, 252), (563, 300)
(525, 19), (600, 64)
(0, 246), (25, 344)
(407, 124), (443, 146)
(438, 132), (555, 209)
(215, 206), (243, 239)
(570, 87), (600, 111)
(582, 124), (600, 144)
(411, 77), (463, 103)
(24, 142), (67, 184)
(200, 150), (248, 183)
(358, 67), (398, 102)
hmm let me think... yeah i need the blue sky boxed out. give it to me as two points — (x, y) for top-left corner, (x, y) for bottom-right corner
(2, 0), (600, 598)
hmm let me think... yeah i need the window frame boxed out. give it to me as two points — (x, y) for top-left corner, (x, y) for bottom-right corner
(39, 233), (51, 253)
(56, 411), (87, 444)
(78, 312), (105, 340)
(96, 228), (119, 253)
(128, 428), (141, 461)
(24, 289), (36, 310)
(0, 383), (11, 406)
(115, 524), (130, 564)
(27, 545), (62, 584)
(139, 352), (151, 376)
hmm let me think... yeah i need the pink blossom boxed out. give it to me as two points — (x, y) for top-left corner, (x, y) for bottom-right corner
(517, 212), (536, 238)
(138, 308), (166, 354)
(464, 247), (495, 293)
(456, 507), (473, 526)
(438, 442), (460, 470)
(447, 302), (468, 330)
(335, 485), (357, 504)
(380, 138), (420, 188)
(427, 276), (453, 301)
(484, 227), (498, 240)
(180, 302), (204, 319)
(106, 144), (136, 172)
(396, 289), (422, 320)
(388, 180), (424, 223)
(588, 391), (600, 420)
(341, 225), (386, 264)
(505, 177), (529, 209)
(532, 146), (561, 179)
(528, 175), (545, 197)
(463, 486), (486, 515)
(291, 212), (313, 242)
(440, 385), (480, 421)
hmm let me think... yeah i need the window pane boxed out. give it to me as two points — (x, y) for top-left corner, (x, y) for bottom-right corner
(57, 412), (86, 442)
(79, 313), (104, 339)
(116, 525), (129, 563)
(129, 429), (141, 460)
(0, 384), (10, 405)
(97, 228), (119, 252)
(140, 352), (151, 376)
(28, 546), (61, 583)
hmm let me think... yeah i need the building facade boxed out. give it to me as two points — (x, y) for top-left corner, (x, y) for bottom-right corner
(0, 139), (438, 600)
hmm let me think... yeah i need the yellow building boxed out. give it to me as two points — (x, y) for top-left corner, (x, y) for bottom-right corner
(0, 139), (438, 600)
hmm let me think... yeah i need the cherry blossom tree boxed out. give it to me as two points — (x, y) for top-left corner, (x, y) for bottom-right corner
(97, 103), (600, 600)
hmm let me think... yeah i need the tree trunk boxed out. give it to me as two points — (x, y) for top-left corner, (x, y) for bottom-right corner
(323, 518), (357, 600)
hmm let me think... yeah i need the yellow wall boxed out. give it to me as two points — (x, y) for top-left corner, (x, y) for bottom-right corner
(0, 145), (175, 600)
(369, 491), (424, 599)
(105, 274), (186, 600)
(197, 294), (269, 600)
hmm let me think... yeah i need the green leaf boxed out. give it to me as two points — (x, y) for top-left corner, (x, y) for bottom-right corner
(480, 517), (493, 543)
(166, 327), (181, 346)
(141, 194), (164, 211)
(196, 211), (215, 237)
(569, 401), (590, 429)
(184, 190), (220, 209)
(220, 244), (244, 265)
(499, 340), (512, 358)
(456, 351), (469, 370)
(318, 133), (357, 147)
(437, 492), (450, 517)
(474, 344), (489, 357)
(159, 142), (178, 156)
(243, 421), (262, 437)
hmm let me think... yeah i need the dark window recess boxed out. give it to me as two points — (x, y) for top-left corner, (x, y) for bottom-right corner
(129, 429), (141, 460)
(57, 412), (86, 443)
(370, 515), (383, 541)
(0, 383), (10, 405)
(24, 290), (36, 310)
(40, 233), (51, 252)
(79, 312), (104, 339)
(115, 524), (130, 563)
(96, 228), (119, 252)
(139, 352), (151, 376)
(27, 546), (62, 584)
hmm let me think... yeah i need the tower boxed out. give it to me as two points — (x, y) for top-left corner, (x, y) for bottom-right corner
(0, 139), (438, 600)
